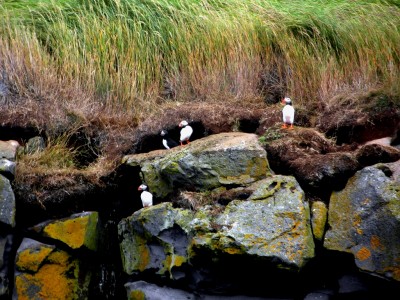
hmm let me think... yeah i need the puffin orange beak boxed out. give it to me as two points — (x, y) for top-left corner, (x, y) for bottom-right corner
(281, 99), (286, 104)
(138, 187), (141, 191)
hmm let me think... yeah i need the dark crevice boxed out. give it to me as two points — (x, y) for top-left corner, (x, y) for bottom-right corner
(133, 121), (208, 154)
(238, 119), (260, 133)
(0, 126), (41, 144)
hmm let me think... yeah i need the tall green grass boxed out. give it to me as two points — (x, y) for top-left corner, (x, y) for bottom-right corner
(1, 0), (399, 120)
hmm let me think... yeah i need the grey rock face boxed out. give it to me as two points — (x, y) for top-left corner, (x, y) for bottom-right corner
(324, 162), (400, 281)
(0, 159), (16, 179)
(0, 174), (16, 228)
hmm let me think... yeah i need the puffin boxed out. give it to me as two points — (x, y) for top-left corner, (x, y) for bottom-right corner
(179, 120), (193, 145)
(161, 129), (179, 149)
(281, 97), (295, 130)
(138, 184), (153, 208)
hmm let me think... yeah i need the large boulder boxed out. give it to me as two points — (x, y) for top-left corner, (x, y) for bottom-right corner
(118, 175), (314, 290)
(195, 175), (315, 268)
(324, 161), (400, 281)
(123, 132), (270, 198)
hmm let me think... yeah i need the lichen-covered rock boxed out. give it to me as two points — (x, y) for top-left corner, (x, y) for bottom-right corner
(310, 201), (328, 241)
(14, 238), (91, 299)
(24, 136), (45, 155)
(123, 132), (270, 198)
(119, 175), (315, 282)
(324, 162), (400, 281)
(118, 202), (194, 278)
(30, 212), (100, 251)
(0, 174), (16, 228)
(194, 175), (315, 268)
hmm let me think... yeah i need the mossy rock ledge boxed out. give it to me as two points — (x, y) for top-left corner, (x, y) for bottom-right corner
(122, 132), (270, 198)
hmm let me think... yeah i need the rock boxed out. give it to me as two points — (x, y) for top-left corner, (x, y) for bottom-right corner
(119, 175), (315, 284)
(118, 202), (193, 277)
(0, 174), (16, 228)
(125, 280), (275, 300)
(125, 281), (196, 300)
(30, 211), (100, 251)
(14, 238), (91, 299)
(324, 162), (400, 281)
(310, 201), (328, 241)
(123, 132), (270, 198)
(0, 140), (19, 161)
(24, 136), (46, 154)
(0, 159), (16, 179)
(209, 175), (315, 268)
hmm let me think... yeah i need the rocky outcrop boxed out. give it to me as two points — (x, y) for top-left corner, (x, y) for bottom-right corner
(1, 129), (400, 299)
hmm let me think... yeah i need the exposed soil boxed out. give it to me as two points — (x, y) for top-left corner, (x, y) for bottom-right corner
(2, 95), (399, 226)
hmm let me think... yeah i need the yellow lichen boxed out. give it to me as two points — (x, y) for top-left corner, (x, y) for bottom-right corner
(128, 290), (146, 300)
(383, 266), (400, 281)
(43, 216), (90, 249)
(371, 235), (385, 251)
(15, 250), (81, 300)
(16, 246), (54, 272)
(137, 243), (150, 272)
(223, 247), (242, 255)
(355, 247), (371, 261)
(171, 255), (186, 267)
(161, 255), (172, 274)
